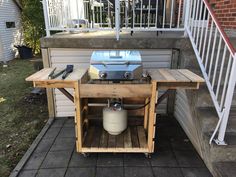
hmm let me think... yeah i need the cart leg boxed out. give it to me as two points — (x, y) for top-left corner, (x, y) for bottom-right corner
(144, 153), (151, 159)
(82, 153), (90, 158)
(147, 82), (158, 153)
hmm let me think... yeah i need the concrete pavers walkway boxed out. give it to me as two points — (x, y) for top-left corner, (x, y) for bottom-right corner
(17, 116), (212, 177)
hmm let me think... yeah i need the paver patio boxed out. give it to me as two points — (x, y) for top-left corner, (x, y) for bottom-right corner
(16, 116), (212, 177)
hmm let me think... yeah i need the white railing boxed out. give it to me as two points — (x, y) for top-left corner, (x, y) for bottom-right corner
(42, 0), (186, 39)
(185, 0), (236, 145)
(41, 0), (236, 145)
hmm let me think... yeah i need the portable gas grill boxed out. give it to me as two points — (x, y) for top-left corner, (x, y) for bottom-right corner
(89, 50), (143, 81)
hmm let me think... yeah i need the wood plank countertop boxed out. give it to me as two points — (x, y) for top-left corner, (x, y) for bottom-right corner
(25, 68), (204, 90)
(26, 68), (87, 82)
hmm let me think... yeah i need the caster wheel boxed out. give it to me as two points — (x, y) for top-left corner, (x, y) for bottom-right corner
(144, 153), (151, 159)
(82, 153), (89, 158)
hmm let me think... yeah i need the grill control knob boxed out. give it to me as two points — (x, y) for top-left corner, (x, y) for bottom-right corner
(99, 72), (107, 79)
(124, 72), (131, 79)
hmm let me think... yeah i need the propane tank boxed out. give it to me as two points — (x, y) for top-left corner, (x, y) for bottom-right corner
(103, 100), (127, 135)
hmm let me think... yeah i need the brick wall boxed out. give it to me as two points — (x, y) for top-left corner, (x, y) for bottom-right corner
(209, 0), (236, 30)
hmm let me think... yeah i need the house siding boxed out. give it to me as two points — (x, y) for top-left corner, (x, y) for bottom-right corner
(0, 0), (22, 62)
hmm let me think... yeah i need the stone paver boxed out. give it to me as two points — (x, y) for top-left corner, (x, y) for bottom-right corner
(43, 127), (61, 139)
(65, 167), (96, 177)
(69, 152), (97, 167)
(96, 167), (123, 177)
(57, 127), (75, 138)
(34, 138), (55, 153)
(40, 151), (73, 168)
(153, 167), (183, 177)
(18, 170), (37, 177)
(150, 151), (179, 167)
(124, 153), (150, 167)
(16, 117), (213, 177)
(181, 168), (212, 177)
(97, 153), (123, 167)
(124, 167), (154, 177)
(50, 118), (66, 128)
(36, 168), (66, 177)
(23, 152), (47, 170)
(174, 150), (205, 168)
(50, 137), (75, 151)
(64, 118), (75, 127)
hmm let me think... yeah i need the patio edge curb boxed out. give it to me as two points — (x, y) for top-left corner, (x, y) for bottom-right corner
(9, 118), (54, 177)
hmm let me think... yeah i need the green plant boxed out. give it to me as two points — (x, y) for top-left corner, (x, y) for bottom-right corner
(21, 0), (45, 54)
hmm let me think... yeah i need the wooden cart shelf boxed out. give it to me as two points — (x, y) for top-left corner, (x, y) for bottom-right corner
(26, 68), (204, 154)
(82, 125), (148, 153)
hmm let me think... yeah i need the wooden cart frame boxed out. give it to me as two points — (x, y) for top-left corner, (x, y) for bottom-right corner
(26, 68), (204, 154)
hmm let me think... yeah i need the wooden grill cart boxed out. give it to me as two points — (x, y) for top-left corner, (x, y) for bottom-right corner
(26, 68), (204, 156)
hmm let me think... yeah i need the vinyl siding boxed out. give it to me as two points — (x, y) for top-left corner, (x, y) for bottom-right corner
(49, 49), (173, 117)
(0, 0), (22, 62)
(174, 89), (201, 152)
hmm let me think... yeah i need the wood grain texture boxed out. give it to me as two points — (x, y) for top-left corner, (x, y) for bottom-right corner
(148, 81), (158, 153)
(26, 68), (87, 82)
(80, 84), (152, 98)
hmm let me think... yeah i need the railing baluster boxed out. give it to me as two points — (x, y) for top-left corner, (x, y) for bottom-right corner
(190, 0), (197, 34)
(212, 36), (222, 87)
(100, 0), (102, 27)
(125, 0), (129, 28)
(133, 0), (135, 29)
(196, 0), (203, 47)
(199, 5), (207, 56)
(148, 0), (151, 28)
(155, 0), (158, 28)
(140, 0), (143, 28)
(208, 29), (218, 79)
(170, 0), (174, 28)
(162, 0), (166, 28)
(193, 0), (200, 40)
(204, 21), (214, 68)
(108, 0), (111, 28)
(177, 0), (182, 28)
(188, 0), (193, 27)
(220, 55), (233, 110)
(216, 45), (227, 100)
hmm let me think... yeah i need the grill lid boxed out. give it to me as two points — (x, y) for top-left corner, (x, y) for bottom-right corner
(90, 50), (142, 65)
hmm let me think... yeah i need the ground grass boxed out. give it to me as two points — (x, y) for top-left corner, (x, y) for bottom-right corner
(0, 59), (48, 177)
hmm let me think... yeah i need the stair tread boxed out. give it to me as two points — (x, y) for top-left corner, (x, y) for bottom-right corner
(213, 161), (236, 177)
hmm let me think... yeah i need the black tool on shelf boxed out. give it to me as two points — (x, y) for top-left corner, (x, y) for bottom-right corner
(62, 65), (74, 79)
(48, 65), (74, 80)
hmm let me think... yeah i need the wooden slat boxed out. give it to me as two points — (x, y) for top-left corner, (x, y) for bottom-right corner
(159, 69), (177, 81)
(83, 127), (95, 147)
(124, 128), (132, 148)
(80, 84), (152, 98)
(178, 69), (205, 82)
(137, 126), (147, 148)
(148, 81), (157, 153)
(81, 147), (149, 153)
(99, 129), (109, 148)
(26, 68), (87, 82)
(116, 133), (124, 148)
(91, 127), (102, 147)
(74, 82), (83, 152)
(147, 70), (167, 81)
(130, 126), (139, 148)
(108, 134), (116, 148)
(169, 70), (191, 82)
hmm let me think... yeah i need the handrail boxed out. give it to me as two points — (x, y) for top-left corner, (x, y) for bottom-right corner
(202, 0), (236, 55)
(186, 0), (236, 145)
